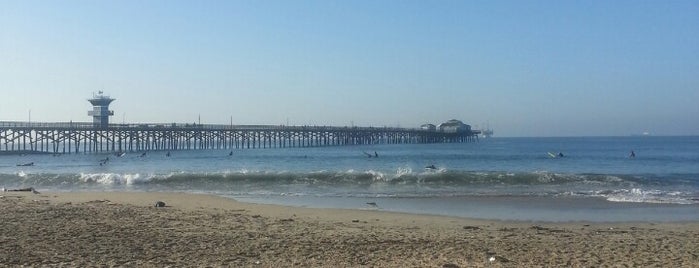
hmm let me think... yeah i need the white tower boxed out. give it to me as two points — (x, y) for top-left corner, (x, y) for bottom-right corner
(87, 91), (115, 128)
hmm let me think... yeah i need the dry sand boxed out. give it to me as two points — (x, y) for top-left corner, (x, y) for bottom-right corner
(0, 191), (697, 267)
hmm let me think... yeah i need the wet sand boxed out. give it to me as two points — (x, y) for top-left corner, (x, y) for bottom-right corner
(1, 191), (697, 267)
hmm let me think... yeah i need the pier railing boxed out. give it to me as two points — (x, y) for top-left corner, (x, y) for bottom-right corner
(0, 121), (423, 132)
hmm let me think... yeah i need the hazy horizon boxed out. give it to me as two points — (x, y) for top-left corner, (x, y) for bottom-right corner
(1, 1), (697, 137)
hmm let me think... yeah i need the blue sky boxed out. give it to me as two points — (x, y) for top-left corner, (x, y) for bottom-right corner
(1, 0), (697, 136)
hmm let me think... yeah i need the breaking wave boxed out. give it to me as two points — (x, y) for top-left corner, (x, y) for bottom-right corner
(1, 170), (697, 204)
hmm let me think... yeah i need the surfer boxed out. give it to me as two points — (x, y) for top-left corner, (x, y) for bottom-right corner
(228, 151), (233, 156)
(425, 165), (437, 170)
(166, 151), (171, 157)
(558, 152), (565, 158)
(374, 151), (378, 158)
(629, 150), (635, 158)
(139, 152), (147, 158)
(16, 162), (34, 167)
(99, 157), (109, 165)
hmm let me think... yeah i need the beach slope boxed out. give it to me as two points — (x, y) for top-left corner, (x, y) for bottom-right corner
(1, 192), (697, 267)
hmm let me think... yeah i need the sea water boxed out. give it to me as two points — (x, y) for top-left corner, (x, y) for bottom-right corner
(1, 136), (698, 222)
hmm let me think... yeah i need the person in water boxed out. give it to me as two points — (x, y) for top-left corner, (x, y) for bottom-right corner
(558, 152), (565, 157)
(630, 150), (635, 158)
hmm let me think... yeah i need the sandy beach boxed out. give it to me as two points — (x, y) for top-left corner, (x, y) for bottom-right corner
(1, 191), (697, 267)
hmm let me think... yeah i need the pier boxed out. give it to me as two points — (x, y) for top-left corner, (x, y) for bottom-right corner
(0, 93), (480, 154)
(0, 121), (479, 154)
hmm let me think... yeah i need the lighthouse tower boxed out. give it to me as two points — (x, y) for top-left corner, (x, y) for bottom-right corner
(87, 91), (115, 128)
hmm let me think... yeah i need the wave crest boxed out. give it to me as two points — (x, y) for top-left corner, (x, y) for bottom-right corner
(1, 170), (696, 204)
(79, 173), (150, 185)
(0, 170), (684, 186)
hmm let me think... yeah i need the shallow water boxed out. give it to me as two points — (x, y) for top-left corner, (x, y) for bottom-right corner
(2, 136), (698, 221)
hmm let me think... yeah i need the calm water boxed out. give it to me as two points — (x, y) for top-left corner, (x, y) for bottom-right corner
(2, 136), (698, 222)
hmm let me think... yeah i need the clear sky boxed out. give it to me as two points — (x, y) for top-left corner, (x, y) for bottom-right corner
(1, 0), (697, 137)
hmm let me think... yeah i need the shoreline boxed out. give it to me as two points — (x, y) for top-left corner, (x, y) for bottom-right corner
(234, 194), (699, 223)
(1, 191), (698, 267)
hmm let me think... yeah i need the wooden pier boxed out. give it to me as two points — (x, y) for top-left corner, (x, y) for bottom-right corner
(0, 121), (479, 154)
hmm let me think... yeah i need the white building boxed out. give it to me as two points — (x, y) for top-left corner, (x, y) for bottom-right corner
(437, 119), (471, 133)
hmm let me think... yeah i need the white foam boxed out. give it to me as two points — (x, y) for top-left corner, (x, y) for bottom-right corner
(366, 170), (386, 182)
(396, 167), (413, 177)
(605, 188), (695, 204)
(79, 173), (153, 185)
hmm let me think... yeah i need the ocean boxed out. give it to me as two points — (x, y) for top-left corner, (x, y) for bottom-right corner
(2, 136), (698, 222)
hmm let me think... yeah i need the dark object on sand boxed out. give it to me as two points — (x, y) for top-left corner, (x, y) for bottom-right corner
(16, 162), (34, 167)
(155, 201), (166, 207)
(4, 187), (39, 194)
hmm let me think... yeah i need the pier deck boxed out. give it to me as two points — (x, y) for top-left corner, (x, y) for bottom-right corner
(0, 121), (479, 154)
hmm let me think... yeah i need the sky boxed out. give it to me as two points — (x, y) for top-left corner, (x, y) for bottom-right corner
(1, 0), (697, 137)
